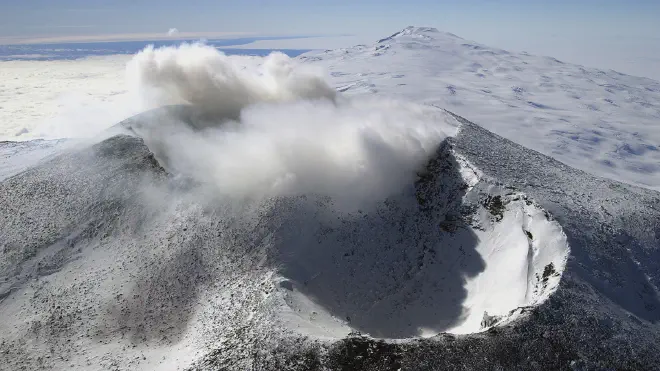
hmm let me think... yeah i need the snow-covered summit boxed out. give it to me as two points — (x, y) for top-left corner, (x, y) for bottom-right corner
(304, 27), (660, 191)
(377, 26), (460, 43)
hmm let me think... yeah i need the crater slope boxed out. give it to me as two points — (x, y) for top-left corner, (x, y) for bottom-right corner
(271, 139), (569, 339)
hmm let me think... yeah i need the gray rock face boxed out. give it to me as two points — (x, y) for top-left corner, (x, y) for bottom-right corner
(1, 111), (659, 370)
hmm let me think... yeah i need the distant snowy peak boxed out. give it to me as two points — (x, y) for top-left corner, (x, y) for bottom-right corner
(377, 26), (463, 44)
(401, 26), (441, 34)
(310, 25), (509, 64)
(304, 26), (660, 192)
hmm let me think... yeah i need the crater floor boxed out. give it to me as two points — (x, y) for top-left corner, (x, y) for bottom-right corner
(271, 145), (569, 339)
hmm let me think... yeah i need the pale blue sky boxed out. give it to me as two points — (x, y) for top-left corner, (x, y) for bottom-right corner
(1, 0), (657, 38)
(1, 0), (659, 78)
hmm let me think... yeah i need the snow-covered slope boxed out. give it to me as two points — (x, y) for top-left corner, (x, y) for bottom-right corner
(2, 106), (657, 370)
(304, 26), (660, 191)
(0, 111), (569, 370)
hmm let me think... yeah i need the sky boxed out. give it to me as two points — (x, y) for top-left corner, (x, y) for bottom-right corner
(0, 0), (659, 79)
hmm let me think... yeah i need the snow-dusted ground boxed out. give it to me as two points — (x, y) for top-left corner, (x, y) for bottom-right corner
(0, 139), (69, 181)
(2, 106), (656, 371)
(0, 117), (572, 370)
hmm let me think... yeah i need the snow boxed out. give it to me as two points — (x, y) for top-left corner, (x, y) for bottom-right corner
(0, 139), (68, 181)
(304, 26), (660, 191)
(272, 153), (569, 338)
(450, 180), (569, 333)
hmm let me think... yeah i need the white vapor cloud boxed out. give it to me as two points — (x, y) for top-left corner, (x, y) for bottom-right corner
(167, 28), (179, 37)
(126, 43), (337, 119)
(124, 43), (455, 208)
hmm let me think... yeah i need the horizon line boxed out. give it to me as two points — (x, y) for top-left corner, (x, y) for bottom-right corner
(0, 32), (351, 46)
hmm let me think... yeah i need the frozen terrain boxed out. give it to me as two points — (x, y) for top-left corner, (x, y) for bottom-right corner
(0, 27), (659, 370)
(307, 27), (660, 191)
